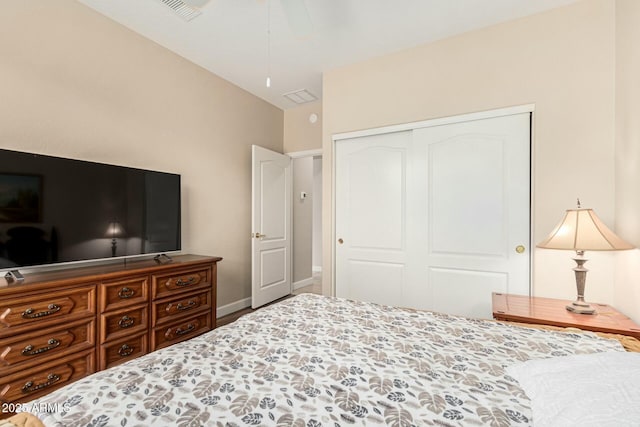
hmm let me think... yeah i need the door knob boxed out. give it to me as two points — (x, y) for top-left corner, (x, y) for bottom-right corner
(338, 238), (344, 244)
(253, 233), (266, 239)
(515, 245), (526, 254)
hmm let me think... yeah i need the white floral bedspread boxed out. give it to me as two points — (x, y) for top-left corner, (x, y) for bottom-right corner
(26, 294), (623, 426)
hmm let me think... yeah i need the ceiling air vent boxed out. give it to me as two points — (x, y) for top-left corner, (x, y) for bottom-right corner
(157, 0), (202, 21)
(283, 89), (318, 105)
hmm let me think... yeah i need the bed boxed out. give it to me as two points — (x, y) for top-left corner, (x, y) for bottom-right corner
(7, 293), (640, 426)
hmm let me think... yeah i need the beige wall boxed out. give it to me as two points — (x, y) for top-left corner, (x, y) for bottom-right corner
(615, 0), (640, 321)
(322, 0), (626, 315)
(284, 101), (322, 152)
(0, 1), (284, 308)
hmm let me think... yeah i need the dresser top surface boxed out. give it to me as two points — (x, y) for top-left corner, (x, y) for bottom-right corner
(0, 254), (222, 295)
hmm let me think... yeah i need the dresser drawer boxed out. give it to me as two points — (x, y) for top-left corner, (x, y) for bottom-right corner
(100, 276), (148, 312)
(99, 305), (148, 343)
(0, 286), (95, 336)
(0, 351), (94, 403)
(152, 312), (211, 351)
(152, 290), (211, 326)
(99, 333), (147, 370)
(0, 319), (94, 371)
(152, 267), (211, 299)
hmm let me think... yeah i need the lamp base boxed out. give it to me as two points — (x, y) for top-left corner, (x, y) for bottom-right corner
(566, 301), (596, 315)
(566, 252), (596, 315)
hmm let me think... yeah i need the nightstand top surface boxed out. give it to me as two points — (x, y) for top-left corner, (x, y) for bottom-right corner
(492, 292), (640, 339)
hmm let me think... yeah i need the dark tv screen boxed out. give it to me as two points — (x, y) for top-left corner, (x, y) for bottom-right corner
(0, 148), (181, 269)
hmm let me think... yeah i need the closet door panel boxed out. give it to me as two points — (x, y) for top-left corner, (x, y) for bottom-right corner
(335, 131), (411, 304)
(428, 267), (508, 319)
(344, 260), (405, 307)
(416, 113), (531, 318)
(429, 135), (506, 256)
(347, 147), (404, 250)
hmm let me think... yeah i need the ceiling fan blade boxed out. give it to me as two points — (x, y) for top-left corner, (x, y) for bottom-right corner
(181, 0), (211, 8)
(280, 0), (313, 37)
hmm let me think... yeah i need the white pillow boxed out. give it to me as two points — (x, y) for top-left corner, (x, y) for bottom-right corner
(506, 351), (640, 427)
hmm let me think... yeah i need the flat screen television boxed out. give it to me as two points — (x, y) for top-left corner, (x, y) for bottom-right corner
(0, 148), (181, 270)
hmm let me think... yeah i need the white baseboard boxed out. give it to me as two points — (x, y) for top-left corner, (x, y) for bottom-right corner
(293, 277), (314, 290)
(217, 278), (317, 318)
(312, 266), (322, 273)
(217, 297), (251, 318)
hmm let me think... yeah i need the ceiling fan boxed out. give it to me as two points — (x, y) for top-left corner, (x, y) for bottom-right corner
(277, 0), (313, 37)
(180, 0), (313, 36)
(181, 0), (210, 7)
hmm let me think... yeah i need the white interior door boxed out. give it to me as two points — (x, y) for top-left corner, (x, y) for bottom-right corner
(334, 113), (530, 319)
(251, 145), (292, 309)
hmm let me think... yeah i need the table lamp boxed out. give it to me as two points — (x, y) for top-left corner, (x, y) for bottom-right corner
(537, 200), (634, 314)
(106, 221), (125, 257)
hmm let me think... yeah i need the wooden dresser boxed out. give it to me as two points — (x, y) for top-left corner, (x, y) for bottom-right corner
(0, 254), (221, 409)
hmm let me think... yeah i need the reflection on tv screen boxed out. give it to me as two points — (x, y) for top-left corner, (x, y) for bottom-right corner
(0, 149), (180, 269)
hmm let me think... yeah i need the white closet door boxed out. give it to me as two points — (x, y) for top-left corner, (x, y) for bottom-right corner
(334, 113), (530, 319)
(335, 131), (412, 306)
(413, 113), (530, 318)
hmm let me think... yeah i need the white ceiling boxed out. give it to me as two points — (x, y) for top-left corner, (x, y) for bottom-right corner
(77, 0), (578, 110)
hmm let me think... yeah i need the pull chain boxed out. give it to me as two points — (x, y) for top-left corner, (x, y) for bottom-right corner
(266, 0), (271, 88)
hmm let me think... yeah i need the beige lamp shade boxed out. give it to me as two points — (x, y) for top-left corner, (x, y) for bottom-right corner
(537, 208), (633, 251)
(105, 222), (125, 238)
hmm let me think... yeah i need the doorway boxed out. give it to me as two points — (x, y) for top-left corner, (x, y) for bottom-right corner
(289, 150), (323, 295)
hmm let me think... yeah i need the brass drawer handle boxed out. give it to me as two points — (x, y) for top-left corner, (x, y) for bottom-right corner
(22, 338), (61, 356)
(118, 287), (135, 299)
(175, 277), (196, 287)
(118, 315), (135, 329)
(22, 304), (61, 319)
(118, 344), (134, 357)
(176, 300), (197, 311)
(175, 323), (195, 336)
(22, 373), (61, 394)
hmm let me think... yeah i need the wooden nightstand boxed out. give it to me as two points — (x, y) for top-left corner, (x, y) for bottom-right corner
(492, 292), (640, 339)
